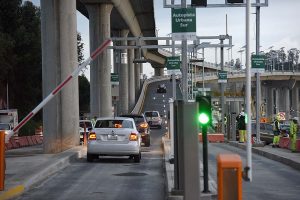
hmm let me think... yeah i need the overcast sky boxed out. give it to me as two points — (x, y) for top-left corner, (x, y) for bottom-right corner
(31, 0), (300, 78)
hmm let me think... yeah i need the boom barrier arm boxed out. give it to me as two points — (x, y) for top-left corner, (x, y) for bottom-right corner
(12, 39), (111, 134)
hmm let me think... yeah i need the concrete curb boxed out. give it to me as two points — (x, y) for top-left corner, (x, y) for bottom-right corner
(0, 147), (86, 200)
(228, 141), (300, 171)
(162, 137), (217, 200)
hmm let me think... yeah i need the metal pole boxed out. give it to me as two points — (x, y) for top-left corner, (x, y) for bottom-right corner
(181, 0), (188, 102)
(215, 47), (218, 67)
(172, 40), (176, 100)
(0, 131), (4, 191)
(202, 48), (205, 95)
(246, 0), (252, 181)
(220, 39), (225, 135)
(6, 82), (9, 109)
(202, 125), (209, 193)
(169, 99), (174, 159)
(256, 0), (261, 143)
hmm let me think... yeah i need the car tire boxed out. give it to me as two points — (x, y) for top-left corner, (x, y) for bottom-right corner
(134, 152), (141, 163)
(145, 135), (150, 147)
(87, 153), (95, 162)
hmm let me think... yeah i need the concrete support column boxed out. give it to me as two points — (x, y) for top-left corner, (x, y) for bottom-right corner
(154, 68), (164, 76)
(291, 86), (299, 118)
(282, 87), (290, 116)
(86, 3), (113, 117)
(41, 0), (78, 153)
(113, 48), (120, 74)
(266, 87), (274, 118)
(134, 49), (141, 99)
(128, 41), (135, 111)
(119, 30), (129, 115)
(275, 89), (279, 114)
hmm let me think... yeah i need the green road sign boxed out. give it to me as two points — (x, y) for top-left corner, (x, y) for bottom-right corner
(166, 56), (181, 70)
(111, 73), (119, 84)
(172, 8), (196, 40)
(218, 71), (227, 83)
(251, 55), (265, 73)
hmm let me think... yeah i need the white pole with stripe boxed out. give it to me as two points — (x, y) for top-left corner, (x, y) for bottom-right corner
(12, 39), (111, 134)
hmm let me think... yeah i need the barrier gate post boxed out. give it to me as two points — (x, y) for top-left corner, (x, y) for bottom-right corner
(217, 154), (242, 200)
(0, 130), (5, 190)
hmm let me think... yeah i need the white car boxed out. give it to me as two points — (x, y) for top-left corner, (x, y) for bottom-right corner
(144, 111), (162, 129)
(87, 117), (141, 162)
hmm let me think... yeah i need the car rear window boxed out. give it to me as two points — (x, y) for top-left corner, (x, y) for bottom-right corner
(0, 124), (10, 130)
(79, 122), (93, 129)
(120, 115), (145, 124)
(95, 120), (133, 129)
(133, 117), (145, 124)
(145, 112), (159, 117)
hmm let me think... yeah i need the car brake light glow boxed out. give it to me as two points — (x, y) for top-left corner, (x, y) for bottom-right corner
(89, 132), (97, 140)
(140, 122), (148, 128)
(129, 133), (138, 141)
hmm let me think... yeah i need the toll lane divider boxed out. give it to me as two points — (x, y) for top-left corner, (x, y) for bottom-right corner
(0, 147), (86, 200)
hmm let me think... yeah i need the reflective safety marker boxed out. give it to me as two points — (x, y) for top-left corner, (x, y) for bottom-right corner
(13, 40), (111, 133)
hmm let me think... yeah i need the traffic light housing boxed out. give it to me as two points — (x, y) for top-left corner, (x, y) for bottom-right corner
(191, 0), (207, 7)
(196, 95), (212, 126)
(227, 0), (244, 3)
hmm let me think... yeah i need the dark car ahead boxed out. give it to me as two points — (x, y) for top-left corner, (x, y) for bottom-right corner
(252, 123), (274, 145)
(157, 84), (167, 93)
(120, 114), (151, 147)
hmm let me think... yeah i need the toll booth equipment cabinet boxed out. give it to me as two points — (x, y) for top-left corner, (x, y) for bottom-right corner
(217, 154), (242, 200)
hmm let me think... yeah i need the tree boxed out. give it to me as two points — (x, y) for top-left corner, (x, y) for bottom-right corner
(77, 32), (84, 64)
(78, 75), (90, 114)
(77, 31), (90, 114)
(0, 0), (20, 108)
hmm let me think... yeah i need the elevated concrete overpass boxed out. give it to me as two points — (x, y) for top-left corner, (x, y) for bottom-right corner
(40, 0), (165, 153)
(77, 0), (166, 68)
(193, 70), (300, 121)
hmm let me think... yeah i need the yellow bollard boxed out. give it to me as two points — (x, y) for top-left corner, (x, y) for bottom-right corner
(0, 130), (5, 191)
(217, 154), (242, 200)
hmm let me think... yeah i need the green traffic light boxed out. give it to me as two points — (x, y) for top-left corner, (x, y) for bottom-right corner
(198, 113), (209, 125)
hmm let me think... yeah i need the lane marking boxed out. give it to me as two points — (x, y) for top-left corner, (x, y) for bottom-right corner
(0, 185), (25, 200)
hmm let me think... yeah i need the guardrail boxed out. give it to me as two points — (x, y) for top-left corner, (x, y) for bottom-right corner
(131, 75), (171, 114)
(194, 70), (300, 82)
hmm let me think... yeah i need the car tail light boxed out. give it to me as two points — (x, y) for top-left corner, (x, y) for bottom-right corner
(129, 133), (138, 141)
(140, 122), (148, 129)
(89, 132), (97, 140)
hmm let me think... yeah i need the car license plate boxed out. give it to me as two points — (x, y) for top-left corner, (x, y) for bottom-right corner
(108, 135), (117, 140)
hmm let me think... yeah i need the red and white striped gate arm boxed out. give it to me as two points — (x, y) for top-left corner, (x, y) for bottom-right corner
(13, 39), (111, 133)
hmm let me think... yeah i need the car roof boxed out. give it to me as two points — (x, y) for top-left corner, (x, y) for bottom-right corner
(96, 117), (133, 120)
(144, 111), (159, 113)
(79, 120), (91, 122)
(120, 114), (144, 117)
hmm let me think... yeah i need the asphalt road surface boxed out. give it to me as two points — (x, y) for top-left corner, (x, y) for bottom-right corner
(16, 81), (177, 200)
(202, 143), (300, 200)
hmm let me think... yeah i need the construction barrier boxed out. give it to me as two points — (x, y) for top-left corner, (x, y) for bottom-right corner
(199, 133), (225, 143)
(279, 137), (300, 151)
